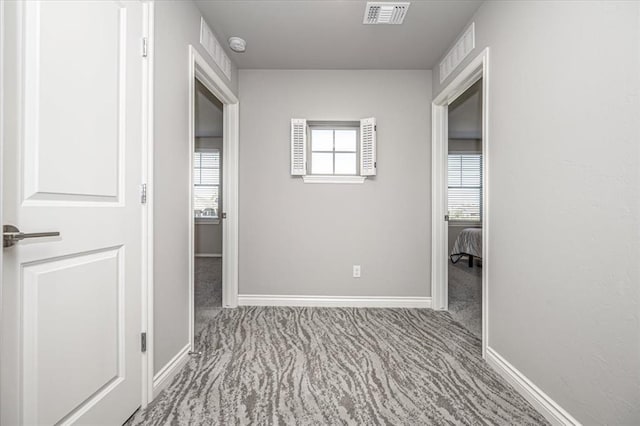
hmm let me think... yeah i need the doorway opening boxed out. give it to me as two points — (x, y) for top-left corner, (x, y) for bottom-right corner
(432, 48), (489, 357)
(144, 46), (240, 404)
(185, 46), (240, 354)
(446, 79), (483, 339)
(193, 79), (224, 333)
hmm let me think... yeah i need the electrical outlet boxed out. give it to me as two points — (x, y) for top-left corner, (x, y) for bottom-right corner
(353, 265), (361, 278)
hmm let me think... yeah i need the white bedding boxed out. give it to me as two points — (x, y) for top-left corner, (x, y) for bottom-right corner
(451, 228), (483, 260)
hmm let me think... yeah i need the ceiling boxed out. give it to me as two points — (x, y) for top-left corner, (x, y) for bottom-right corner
(195, 1), (483, 70)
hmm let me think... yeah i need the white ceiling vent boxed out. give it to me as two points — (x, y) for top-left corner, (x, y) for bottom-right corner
(363, 2), (410, 25)
(200, 17), (232, 80)
(439, 23), (475, 83)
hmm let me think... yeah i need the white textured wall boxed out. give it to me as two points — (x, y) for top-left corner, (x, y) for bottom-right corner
(238, 70), (432, 297)
(434, 2), (640, 423)
(153, 0), (238, 375)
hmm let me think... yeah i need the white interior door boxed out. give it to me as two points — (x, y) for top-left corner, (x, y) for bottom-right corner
(1, 1), (144, 424)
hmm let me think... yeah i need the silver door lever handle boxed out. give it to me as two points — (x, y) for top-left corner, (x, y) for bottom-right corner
(3, 225), (60, 248)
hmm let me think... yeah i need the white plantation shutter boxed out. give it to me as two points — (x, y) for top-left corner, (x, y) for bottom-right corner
(290, 118), (307, 175)
(360, 117), (377, 176)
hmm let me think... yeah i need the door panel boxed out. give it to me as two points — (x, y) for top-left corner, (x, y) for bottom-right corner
(23, 248), (124, 425)
(1, 1), (143, 425)
(25, 1), (125, 202)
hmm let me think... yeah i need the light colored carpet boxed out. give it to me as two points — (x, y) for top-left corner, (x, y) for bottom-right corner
(127, 304), (547, 425)
(448, 258), (482, 338)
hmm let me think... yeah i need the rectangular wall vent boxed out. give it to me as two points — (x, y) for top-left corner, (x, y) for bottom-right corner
(200, 17), (232, 80)
(363, 2), (410, 25)
(439, 22), (475, 83)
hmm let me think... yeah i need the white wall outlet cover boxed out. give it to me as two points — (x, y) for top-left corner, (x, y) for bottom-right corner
(353, 265), (361, 278)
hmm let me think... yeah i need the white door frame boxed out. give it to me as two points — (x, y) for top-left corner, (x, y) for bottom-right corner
(142, 44), (240, 405)
(431, 48), (490, 358)
(141, 0), (154, 408)
(188, 43), (240, 313)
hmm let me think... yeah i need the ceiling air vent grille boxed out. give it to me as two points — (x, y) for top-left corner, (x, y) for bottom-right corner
(200, 17), (232, 80)
(364, 2), (410, 25)
(439, 23), (475, 83)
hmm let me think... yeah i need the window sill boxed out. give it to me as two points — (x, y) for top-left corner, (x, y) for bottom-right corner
(302, 175), (366, 184)
(195, 218), (220, 225)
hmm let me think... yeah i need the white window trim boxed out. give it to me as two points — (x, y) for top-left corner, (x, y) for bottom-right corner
(302, 175), (366, 184)
(195, 218), (220, 225)
(307, 122), (360, 177)
(291, 118), (376, 183)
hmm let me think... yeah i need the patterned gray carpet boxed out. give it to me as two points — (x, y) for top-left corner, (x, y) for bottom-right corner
(194, 257), (223, 334)
(128, 271), (547, 426)
(448, 259), (482, 338)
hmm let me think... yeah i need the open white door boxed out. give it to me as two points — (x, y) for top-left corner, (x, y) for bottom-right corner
(1, 1), (144, 424)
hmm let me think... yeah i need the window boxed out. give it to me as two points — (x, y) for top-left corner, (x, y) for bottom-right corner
(193, 149), (220, 219)
(290, 118), (377, 183)
(309, 125), (358, 175)
(448, 153), (482, 222)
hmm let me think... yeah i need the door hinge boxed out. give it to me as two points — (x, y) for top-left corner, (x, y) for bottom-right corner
(444, 214), (449, 222)
(141, 332), (147, 353)
(140, 183), (147, 204)
(142, 37), (148, 57)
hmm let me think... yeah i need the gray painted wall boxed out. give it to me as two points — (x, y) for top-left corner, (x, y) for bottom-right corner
(435, 2), (640, 423)
(238, 70), (431, 297)
(153, 0), (238, 375)
(448, 80), (482, 140)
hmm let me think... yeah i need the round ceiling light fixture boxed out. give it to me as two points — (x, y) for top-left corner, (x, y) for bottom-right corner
(228, 37), (246, 53)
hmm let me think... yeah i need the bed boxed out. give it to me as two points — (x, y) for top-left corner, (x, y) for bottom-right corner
(450, 228), (482, 267)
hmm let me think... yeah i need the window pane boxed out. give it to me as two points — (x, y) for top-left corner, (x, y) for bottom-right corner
(194, 185), (219, 218)
(448, 153), (482, 222)
(311, 129), (333, 151)
(194, 149), (220, 218)
(335, 130), (357, 151)
(448, 156), (462, 186)
(335, 153), (356, 175)
(199, 168), (220, 185)
(461, 155), (481, 186)
(311, 153), (333, 174)
(448, 188), (481, 221)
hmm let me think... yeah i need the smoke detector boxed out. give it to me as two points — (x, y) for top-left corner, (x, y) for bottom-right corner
(363, 2), (410, 25)
(228, 37), (246, 53)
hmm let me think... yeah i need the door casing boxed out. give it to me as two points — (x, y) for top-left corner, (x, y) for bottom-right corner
(143, 45), (240, 403)
(431, 48), (490, 358)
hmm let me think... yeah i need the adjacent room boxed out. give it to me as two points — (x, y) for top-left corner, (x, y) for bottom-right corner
(1, 1), (638, 426)
(193, 79), (224, 331)
(447, 79), (483, 338)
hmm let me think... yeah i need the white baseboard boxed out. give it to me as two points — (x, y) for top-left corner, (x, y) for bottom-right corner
(195, 253), (222, 258)
(486, 347), (580, 426)
(152, 343), (191, 398)
(238, 294), (431, 308)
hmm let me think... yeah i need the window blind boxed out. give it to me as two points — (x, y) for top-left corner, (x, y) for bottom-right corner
(194, 150), (220, 217)
(448, 153), (482, 222)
